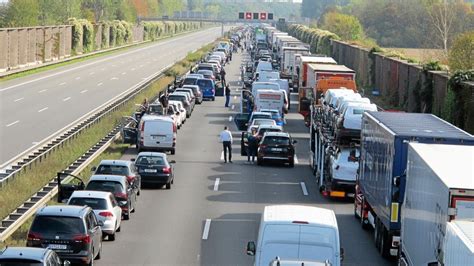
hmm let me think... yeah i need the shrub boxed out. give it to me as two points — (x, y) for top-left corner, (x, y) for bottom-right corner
(68, 18), (83, 54)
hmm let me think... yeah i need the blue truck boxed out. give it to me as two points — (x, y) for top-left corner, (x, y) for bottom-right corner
(353, 112), (474, 258)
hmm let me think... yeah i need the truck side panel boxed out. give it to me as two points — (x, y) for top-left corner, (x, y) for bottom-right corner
(401, 145), (450, 265)
(443, 221), (474, 266)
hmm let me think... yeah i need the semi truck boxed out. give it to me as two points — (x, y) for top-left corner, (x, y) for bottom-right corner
(354, 112), (474, 258)
(399, 143), (474, 265)
(296, 56), (337, 90)
(280, 46), (310, 80)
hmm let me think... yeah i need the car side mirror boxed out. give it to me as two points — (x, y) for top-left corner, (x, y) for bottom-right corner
(292, 140), (297, 144)
(91, 166), (97, 172)
(130, 158), (136, 162)
(246, 241), (256, 256)
(340, 248), (345, 261)
(169, 160), (176, 164)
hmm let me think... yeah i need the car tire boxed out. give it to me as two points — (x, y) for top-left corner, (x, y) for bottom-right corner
(116, 225), (121, 232)
(289, 159), (295, 168)
(171, 149), (175, 155)
(171, 178), (174, 184)
(257, 158), (263, 166)
(109, 232), (116, 241)
(95, 242), (102, 260)
(212, 97), (215, 101)
(166, 182), (171, 189)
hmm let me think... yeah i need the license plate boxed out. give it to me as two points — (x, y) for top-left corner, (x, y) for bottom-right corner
(151, 136), (165, 140)
(271, 148), (283, 152)
(144, 169), (157, 173)
(48, 244), (67, 250)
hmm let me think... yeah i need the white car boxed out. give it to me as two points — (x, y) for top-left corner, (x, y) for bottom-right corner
(248, 118), (276, 132)
(169, 100), (187, 124)
(67, 190), (122, 241)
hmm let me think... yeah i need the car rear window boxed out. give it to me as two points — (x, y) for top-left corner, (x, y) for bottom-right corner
(263, 136), (290, 145)
(183, 78), (197, 85)
(252, 114), (272, 120)
(196, 79), (212, 88)
(353, 109), (366, 115)
(86, 181), (124, 193)
(136, 156), (166, 166)
(169, 95), (186, 102)
(69, 197), (108, 209)
(95, 165), (129, 175)
(31, 216), (84, 234)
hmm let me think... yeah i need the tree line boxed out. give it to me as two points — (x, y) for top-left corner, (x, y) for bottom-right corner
(301, 0), (474, 50)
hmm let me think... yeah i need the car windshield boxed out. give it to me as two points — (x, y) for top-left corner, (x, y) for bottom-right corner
(95, 165), (129, 175)
(259, 128), (281, 135)
(263, 136), (290, 145)
(252, 114), (271, 120)
(136, 156), (166, 166)
(254, 120), (274, 126)
(148, 105), (164, 114)
(31, 216), (84, 234)
(69, 197), (108, 209)
(353, 108), (366, 115)
(86, 181), (124, 193)
(0, 259), (43, 265)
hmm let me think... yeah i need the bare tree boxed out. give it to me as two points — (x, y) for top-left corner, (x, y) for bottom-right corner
(426, 0), (455, 52)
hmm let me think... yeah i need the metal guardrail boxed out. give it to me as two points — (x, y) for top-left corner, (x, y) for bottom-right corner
(0, 63), (173, 188)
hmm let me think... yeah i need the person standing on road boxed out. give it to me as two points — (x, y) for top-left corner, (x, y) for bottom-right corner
(219, 126), (233, 163)
(159, 92), (169, 115)
(247, 129), (258, 163)
(225, 84), (231, 107)
(220, 68), (226, 86)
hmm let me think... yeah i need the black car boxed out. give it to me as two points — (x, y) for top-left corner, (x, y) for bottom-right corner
(92, 160), (141, 196)
(257, 132), (297, 167)
(27, 205), (103, 266)
(0, 247), (68, 266)
(134, 152), (175, 189)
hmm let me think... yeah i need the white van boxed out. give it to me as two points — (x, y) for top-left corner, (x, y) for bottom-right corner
(246, 205), (343, 266)
(257, 71), (280, 82)
(255, 89), (285, 114)
(137, 115), (177, 154)
(252, 82), (289, 112)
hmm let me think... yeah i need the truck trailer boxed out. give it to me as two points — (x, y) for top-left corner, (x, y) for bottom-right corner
(355, 112), (474, 258)
(443, 221), (474, 266)
(399, 143), (474, 265)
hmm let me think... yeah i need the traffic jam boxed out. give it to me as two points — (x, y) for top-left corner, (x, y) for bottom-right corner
(1, 24), (473, 266)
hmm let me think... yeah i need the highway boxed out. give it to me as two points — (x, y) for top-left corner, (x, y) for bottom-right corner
(96, 51), (394, 265)
(0, 27), (226, 167)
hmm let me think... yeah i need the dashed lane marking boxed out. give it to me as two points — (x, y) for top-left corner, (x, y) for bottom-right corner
(14, 98), (24, 102)
(300, 182), (308, 196)
(202, 219), (211, 240)
(80, 90), (88, 93)
(59, 82), (66, 85)
(38, 89), (47, 93)
(97, 83), (103, 86)
(213, 178), (220, 191)
(6, 120), (19, 127)
(38, 107), (48, 113)
(63, 97), (71, 102)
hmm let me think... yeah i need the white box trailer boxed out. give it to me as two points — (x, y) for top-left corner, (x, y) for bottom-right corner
(281, 46), (310, 77)
(443, 221), (474, 266)
(399, 143), (474, 266)
(272, 32), (288, 49)
(296, 56), (337, 89)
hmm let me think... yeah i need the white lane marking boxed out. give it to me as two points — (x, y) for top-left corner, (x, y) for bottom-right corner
(89, 72), (95, 75)
(14, 97), (24, 102)
(63, 97), (71, 102)
(111, 77), (118, 80)
(75, 77), (81, 80)
(139, 64), (144, 68)
(6, 120), (19, 127)
(202, 219), (211, 240)
(231, 105), (235, 110)
(38, 107), (48, 113)
(213, 178), (220, 191)
(112, 64), (117, 67)
(97, 82), (103, 86)
(32, 141), (39, 145)
(121, 72), (127, 75)
(294, 155), (299, 164)
(59, 82), (66, 86)
(220, 151), (224, 161)
(228, 116), (233, 122)
(80, 90), (88, 93)
(233, 95), (237, 100)
(38, 89), (47, 93)
(300, 182), (308, 196)
(131, 68), (136, 71)
(0, 28), (220, 93)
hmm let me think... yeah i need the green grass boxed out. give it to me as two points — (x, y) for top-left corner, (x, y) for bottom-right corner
(0, 28), (210, 82)
(0, 41), (215, 229)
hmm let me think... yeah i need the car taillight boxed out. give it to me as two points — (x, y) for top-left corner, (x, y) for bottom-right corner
(126, 175), (134, 183)
(162, 167), (171, 174)
(27, 232), (42, 241)
(73, 234), (91, 244)
(173, 123), (177, 133)
(116, 192), (128, 199)
(99, 211), (114, 218)
(140, 122), (145, 132)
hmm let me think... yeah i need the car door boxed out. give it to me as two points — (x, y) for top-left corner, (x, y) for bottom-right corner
(46, 250), (62, 266)
(122, 116), (138, 145)
(88, 212), (102, 255)
(234, 113), (250, 131)
(110, 195), (121, 228)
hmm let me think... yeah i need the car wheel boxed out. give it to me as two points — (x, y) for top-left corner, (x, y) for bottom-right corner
(171, 178), (174, 184)
(171, 149), (175, 155)
(212, 97), (215, 101)
(166, 182), (171, 189)
(123, 205), (130, 220)
(257, 158), (263, 166)
(95, 242), (102, 260)
(289, 160), (294, 168)
(116, 225), (121, 232)
(109, 232), (116, 241)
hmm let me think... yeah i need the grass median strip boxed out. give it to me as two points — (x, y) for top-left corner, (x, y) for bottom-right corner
(0, 41), (216, 227)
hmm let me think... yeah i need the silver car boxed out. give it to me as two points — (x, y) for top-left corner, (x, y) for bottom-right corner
(68, 190), (122, 241)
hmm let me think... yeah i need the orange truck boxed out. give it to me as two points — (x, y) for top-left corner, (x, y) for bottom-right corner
(298, 63), (357, 124)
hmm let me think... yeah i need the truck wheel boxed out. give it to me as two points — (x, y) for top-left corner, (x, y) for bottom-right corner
(374, 218), (381, 249)
(379, 228), (391, 258)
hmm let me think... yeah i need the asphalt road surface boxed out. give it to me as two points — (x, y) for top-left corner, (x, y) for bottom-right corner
(0, 27), (227, 167)
(96, 51), (394, 266)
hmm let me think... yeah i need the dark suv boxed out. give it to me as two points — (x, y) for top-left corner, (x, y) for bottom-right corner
(0, 247), (67, 266)
(257, 132), (297, 167)
(27, 205), (103, 266)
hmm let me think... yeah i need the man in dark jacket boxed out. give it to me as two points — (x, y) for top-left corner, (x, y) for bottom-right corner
(159, 93), (169, 115)
(247, 129), (258, 163)
(220, 68), (226, 85)
(225, 84), (231, 107)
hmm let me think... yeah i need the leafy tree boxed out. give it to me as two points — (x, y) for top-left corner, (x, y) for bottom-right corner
(2, 0), (39, 27)
(321, 11), (363, 40)
(449, 31), (474, 71)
